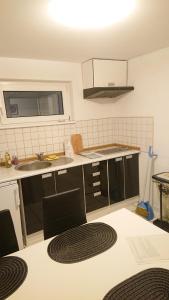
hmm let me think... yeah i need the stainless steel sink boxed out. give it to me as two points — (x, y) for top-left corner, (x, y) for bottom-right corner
(96, 147), (129, 155)
(15, 160), (52, 171)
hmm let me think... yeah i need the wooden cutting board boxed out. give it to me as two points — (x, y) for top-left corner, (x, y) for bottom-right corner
(71, 134), (83, 154)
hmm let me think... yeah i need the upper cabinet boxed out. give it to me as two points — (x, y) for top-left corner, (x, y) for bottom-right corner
(82, 58), (134, 99)
(82, 59), (127, 88)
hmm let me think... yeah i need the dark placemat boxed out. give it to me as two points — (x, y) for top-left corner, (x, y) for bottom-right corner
(153, 219), (169, 233)
(48, 222), (117, 263)
(103, 268), (169, 300)
(0, 256), (28, 300)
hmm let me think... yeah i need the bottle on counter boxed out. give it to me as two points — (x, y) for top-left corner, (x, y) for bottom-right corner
(11, 154), (19, 165)
(4, 152), (12, 168)
(64, 139), (74, 158)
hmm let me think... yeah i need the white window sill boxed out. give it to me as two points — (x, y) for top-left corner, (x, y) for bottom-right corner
(0, 120), (76, 129)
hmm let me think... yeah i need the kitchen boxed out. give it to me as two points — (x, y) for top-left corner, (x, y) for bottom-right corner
(0, 1), (169, 299)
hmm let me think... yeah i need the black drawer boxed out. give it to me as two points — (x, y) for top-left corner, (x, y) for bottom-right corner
(83, 160), (108, 194)
(84, 161), (102, 174)
(85, 178), (104, 194)
(55, 166), (84, 193)
(86, 192), (109, 213)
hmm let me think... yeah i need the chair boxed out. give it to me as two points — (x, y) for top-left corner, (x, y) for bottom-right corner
(0, 209), (19, 257)
(42, 188), (87, 239)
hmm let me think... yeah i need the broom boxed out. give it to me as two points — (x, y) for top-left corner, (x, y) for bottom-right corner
(136, 146), (155, 220)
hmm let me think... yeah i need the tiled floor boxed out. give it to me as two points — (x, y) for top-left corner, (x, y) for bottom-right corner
(26, 197), (138, 246)
(87, 197), (138, 222)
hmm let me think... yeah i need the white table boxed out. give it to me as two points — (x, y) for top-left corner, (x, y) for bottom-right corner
(9, 208), (169, 300)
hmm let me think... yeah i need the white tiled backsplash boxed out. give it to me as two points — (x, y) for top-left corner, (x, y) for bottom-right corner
(0, 117), (153, 159)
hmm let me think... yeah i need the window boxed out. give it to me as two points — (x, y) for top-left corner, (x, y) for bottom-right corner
(0, 81), (72, 126)
(4, 91), (64, 118)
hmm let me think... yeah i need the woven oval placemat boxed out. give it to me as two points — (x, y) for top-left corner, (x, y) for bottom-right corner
(103, 268), (169, 300)
(48, 222), (117, 263)
(0, 256), (28, 300)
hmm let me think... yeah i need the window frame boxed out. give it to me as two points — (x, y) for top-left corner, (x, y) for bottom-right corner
(0, 81), (72, 125)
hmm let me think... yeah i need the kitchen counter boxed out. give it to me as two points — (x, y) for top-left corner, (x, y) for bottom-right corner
(0, 149), (139, 184)
(8, 208), (169, 300)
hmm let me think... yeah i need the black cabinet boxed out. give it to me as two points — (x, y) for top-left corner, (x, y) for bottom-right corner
(21, 175), (43, 234)
(108, 153), (139, 204)
(108, 157), (125, 204)
(55, 167), (84, 193)
(21, 153), (139, 234)
(83, 161), (108, 213)
(21, 166), (84, 235)
(41, 172), (55, 197)
(124, 154), (139, 198)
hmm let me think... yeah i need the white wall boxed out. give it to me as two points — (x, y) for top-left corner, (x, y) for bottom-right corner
(112, 46), (169, 172)
(0, 57), (118, 121)
(111, 46), (169, 213)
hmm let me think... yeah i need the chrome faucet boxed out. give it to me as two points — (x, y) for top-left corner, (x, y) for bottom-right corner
(35, 152), (44, 161)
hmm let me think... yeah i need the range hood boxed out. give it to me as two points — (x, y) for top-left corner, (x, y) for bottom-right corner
(83, 86), (134, 99)
(82, 58), (134, 99)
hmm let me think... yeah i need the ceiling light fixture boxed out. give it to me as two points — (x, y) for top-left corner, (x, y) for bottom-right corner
(48, 0), (136, 30)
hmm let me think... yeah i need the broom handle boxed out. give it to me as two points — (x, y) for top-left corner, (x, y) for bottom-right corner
(159, 183), (163, 221)
(143, 156), (150, 200)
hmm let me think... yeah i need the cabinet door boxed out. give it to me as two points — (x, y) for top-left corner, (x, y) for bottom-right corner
(108, 157), (125, 204)
(124, 154), (139, 199)
(55, 166), (84, 193)
(55, 166), (85, 212)
(93, 59), (127, 87)
(21, 175), (43, 235)
(21, 172), (55, 235)
(86, 192), (108, 213)
(41, 172), (55, 197)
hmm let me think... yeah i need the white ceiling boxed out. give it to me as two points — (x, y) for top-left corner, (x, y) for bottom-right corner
(1, 0), (169, 63)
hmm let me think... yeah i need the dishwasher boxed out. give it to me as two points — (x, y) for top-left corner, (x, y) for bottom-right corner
(0, 180), (24, 250)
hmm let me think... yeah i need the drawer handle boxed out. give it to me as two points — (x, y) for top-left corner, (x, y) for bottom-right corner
(92, 162), (100, 167)
(93, 191), (101, 197)
(93, 181), (101, 187)
(58, 169), (67, 175)
(92, 171), (100, 177)
(126, 155), (133, 159)
(108, 82), (115, 87)
(42, 173), (52, 179)
(115, 157), (122, 162)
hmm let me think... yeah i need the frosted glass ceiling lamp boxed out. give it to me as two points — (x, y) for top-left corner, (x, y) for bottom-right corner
(48, 0), (136, 29)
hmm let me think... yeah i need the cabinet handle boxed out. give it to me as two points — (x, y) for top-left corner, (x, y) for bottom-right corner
(92, 162), (100, 167)
(58, 169), (67, 175)
(126, 155), (133, 159)
(115, 157), (122, 162)
(108, 82), (115, 87)
(14, 188), (20, 209)
(42, 173), (52, 179)
(93, 191), (101, 197)
(92, 171), (100, 177)
(93, 181), (101, 187)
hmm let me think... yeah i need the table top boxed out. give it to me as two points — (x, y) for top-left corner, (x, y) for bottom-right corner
(152, 172), (169, 184)
(9, 208), (169, 300)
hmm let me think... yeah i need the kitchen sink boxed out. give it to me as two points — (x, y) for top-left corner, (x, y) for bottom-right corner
(15, 157), (73, 171)
(15, 160), (52, 171)
(96, 147), (129, 155)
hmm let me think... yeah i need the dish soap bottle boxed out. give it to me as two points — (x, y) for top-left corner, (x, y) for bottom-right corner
(4, 152), (12, 168)
(64, 139), (74, 158)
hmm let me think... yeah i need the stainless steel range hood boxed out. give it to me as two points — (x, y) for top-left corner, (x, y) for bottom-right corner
(82, 58), (134, 99)
(83, 86), (134, 99)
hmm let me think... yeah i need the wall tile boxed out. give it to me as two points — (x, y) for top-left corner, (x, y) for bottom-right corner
(0, 116), (154, 159)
